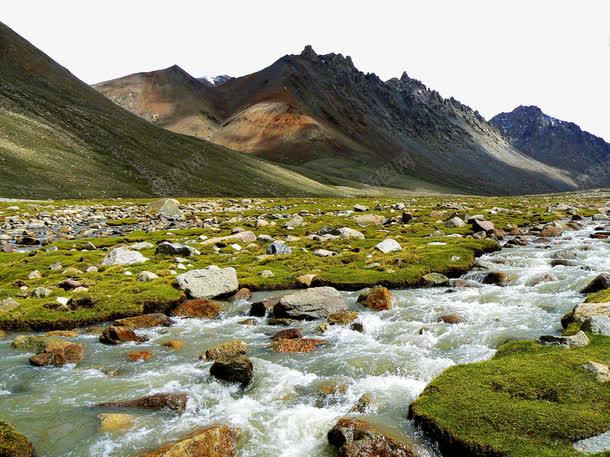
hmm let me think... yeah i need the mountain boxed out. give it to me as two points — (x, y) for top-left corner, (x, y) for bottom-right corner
(198, 75), (233, 87)
(491, 106), (610, 187)
(0, 22), (343, 199)
(94, 46), (577, 195)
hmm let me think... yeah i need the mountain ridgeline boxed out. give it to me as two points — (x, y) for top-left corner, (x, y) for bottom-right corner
(0, 22), (343, 199)
(491, 106), (610, 188)
(94, 45), (578, 195)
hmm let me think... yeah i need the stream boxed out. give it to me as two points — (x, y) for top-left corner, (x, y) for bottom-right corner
(1, 221), (608, 456)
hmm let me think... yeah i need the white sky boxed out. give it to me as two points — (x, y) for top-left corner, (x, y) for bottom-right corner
(3, 0), (610, 140)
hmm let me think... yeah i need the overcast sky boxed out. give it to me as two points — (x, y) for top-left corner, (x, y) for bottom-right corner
(3, 0), (610, 140)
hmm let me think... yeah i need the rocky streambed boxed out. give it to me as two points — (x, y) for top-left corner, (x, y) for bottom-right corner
(1, 219), (609, 456)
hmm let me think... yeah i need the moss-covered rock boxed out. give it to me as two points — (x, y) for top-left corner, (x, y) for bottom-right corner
(0, 421), (34, 457)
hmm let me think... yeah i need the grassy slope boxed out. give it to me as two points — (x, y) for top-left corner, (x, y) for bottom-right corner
(0, 22), (344, 199)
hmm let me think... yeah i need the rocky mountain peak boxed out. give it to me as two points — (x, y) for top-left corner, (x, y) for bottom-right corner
(301, 44), (318, 60)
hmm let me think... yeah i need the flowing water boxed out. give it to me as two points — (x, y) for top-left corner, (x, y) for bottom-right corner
(1, 222), (608, 456)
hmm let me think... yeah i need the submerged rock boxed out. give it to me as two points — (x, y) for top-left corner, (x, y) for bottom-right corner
(274, 287), (348, 320)
(140, 424), (239, 457)
(98, 413), (134, 432)
(328, 311), (359, 325)
(271, 338), (327, 353)
(328, 417), (418, 457)
(175, 267), (238, 299)
(96, 393), (188, 414)
(0, 420), (35, 457)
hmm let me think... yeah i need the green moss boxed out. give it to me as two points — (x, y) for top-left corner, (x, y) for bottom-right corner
(106, 218), (141, 226)
(409, 336), (610, 457)
(0, 420), (34, 457)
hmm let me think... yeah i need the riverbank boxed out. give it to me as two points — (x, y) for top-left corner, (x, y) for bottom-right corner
(0, 193), (604, 331)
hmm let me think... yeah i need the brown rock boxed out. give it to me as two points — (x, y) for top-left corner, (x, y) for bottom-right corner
(438, 313), (463, 324)
(267, 318), (295, 326)
(203, 340), (247, 361)
(29, 340), (85, 367)
(0, 330), (6, 339)
(0, 420), (35, 457)
(328, 417), (418, 457)
(482, 271), (511, 286)
(472, 219), (494, 233)
(114, 313), (171, 329)
(100, 326), (147, 345)
(540, 225), (562, 237)
(231, 287), (252, 302)
(172, 299), (221, 318)
(96, 393), (188, 414)
(161, 340), (184, 351)
(328, 311), (359, 325)
(271, 328), (303, 340)
(272, 338), (327, 353)
(140, 424), (239, 457)
(358, 286), (392, 311)
(127, 350), (153, 362)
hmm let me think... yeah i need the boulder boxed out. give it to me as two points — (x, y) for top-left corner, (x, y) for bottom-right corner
(314, 249), (336, 257)
(0, 421), (35, 457)
(375, 238), (402, 253)
(11, 335), (58, 352)
(562, 302), (610, 328)
(358, 286), (392, 311)
(438, 313), (463, 324)
(172, 299), (221, 318)
(538, 330), (590, 348)
(581, 315), (610, 335)
(29, 340), (85, 367)
(203, 340), (247, 361)
(0, 297), (20, 314)
(156, 242), (197, 257)
(231, 288), (252, 302)
(201, 231), (257, 246)
(472, 219), (494, 233)
(581, 273), (610, 294)
(354, 214), (386, 227)
(114, 313), (171, 329)
(147, 198), (182, 218)
(161, 340), (185, 351)
(297, 274), (317, 287)
(285, 215), (304, 228)
(99, 326), (147, 345)
(328, 417), (418, 457)
(249, 297), (280, 317)
(210, 355), (253, 388)
(274, 287), (348, 320)
(176, 267), (238, 298)
(445, 216), (465, 228)
(540, 225), (563, 237)
(272, 338), (327, 353)
(335, 227), (365, 239)
(353, 204), (369, 212)
(140, 425), (239, 457)
(101, 247), (148, 266)
(267, 240), (292, 255)
(96, 393), (187, 414)
(137, 271), (159, 282)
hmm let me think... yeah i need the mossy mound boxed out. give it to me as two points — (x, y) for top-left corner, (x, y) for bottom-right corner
(0, 421), (34, 457)
(409, 336), (610, 457)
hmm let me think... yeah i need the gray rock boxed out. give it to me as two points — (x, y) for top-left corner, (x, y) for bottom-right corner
(472, 219), (495, 233)
(285, 215), (304, 228)
(0, 297), (20, 314)
(155, 242), (195, 256)
(31, 287), (52, 298)
(581, 315), (610, 335)
(375, 238), (402, 253)
(444, 216), (465, 228)
(274, 287), (348, 320)
(538, 330), (590, 348)
(581, 361), (609, 382)
(267, 240), (292, 255)
(137, 271), (159, 282)
(335, 227), (365, 239)
(314, 249), (336, 257)
(573, 430), (610, 454)
(176, 267), (238, 298)
(201, 231), (257, 246)
(422, 272), (450, 286)
(101, 248), (149, 266)
(147, 198), (182, 218)
(353, 204), (369, 212)
(130, 241), (154, 250)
